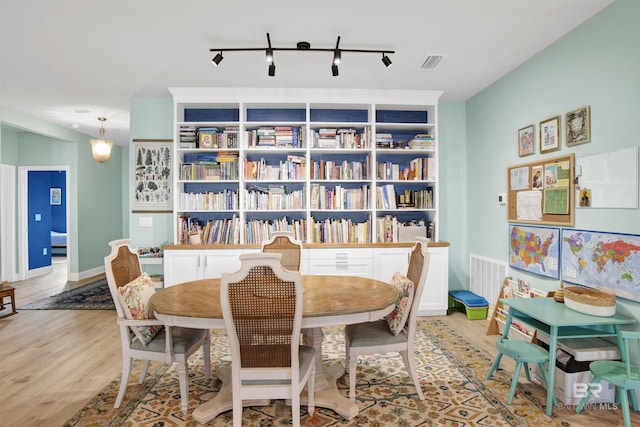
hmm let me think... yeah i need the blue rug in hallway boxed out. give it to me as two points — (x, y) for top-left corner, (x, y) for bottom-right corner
(18, 278), (115, 310)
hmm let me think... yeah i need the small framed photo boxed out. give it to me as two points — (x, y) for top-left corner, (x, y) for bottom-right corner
(539, 115), (561, 153)
(518, 124), (535, 157)
(566, 105), (591, 147)
(50, 188), (62, 205)
(531, 164), (543, 190)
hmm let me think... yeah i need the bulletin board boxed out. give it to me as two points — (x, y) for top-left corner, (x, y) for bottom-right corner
(507, 153), (574, 226)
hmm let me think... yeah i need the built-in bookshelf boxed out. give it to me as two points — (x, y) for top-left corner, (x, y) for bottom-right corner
(169, 88), (441, 245)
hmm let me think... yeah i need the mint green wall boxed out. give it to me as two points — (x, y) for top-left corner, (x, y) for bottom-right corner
(128, 97), (174, 275)
(465, 0), (640, 319)
(438, 101), (468, 290)
(1, 108), (125, 277)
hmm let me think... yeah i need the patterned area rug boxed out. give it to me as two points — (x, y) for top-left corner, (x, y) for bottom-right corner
(18, 279), (115, 310)
(63, 320), (571, 426)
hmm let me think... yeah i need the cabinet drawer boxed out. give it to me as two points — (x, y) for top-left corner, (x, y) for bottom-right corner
(308, 258), (374, 277)
(307, 248), (373, 261)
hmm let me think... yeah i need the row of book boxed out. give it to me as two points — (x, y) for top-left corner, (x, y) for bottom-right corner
(244, 155), (306, 180)
(376, 184), (435, 209)
(180, 126), (240, 149)
(245, 218), (307, 244)
(179, 152), (239, 180)
(246, 126), (305, 148)
(376, 157), (435, 181)
(311, 127), (371, 149)
(309, 158), (370, 180)
(177, 215), (241, 245)
(244, 188), (305, 210)
(309, 184), (370, 210)
(310, 218), (371, 243)
(178, 189), (239, 211)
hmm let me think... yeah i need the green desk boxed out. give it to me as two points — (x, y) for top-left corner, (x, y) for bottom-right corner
(499, 297), (636, 416)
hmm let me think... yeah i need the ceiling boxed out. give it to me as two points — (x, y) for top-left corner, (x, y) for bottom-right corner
(0, 0), (614, 147)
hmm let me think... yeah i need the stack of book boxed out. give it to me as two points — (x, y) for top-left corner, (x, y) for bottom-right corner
(316, 128), (337, 148)
(179, 125), (197, 148)
(409, 133), (435, 149)
(375, 133), (394, 148)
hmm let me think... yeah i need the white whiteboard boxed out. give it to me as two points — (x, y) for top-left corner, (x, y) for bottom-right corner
(576, 146), (638, 208)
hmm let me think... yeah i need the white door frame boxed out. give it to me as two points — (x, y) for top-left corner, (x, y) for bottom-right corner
(1, 164), (18, 283)
(18, 165), (71, 281)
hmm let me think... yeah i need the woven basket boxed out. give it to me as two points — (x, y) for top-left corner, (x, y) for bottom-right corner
(564, 286), (616, 317)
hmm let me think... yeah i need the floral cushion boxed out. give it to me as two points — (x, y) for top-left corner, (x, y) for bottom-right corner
(385, 272), (415, 336)
(117, 272), (160, 346)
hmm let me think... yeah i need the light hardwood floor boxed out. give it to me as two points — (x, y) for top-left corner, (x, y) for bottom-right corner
(1, 259), (636, 427)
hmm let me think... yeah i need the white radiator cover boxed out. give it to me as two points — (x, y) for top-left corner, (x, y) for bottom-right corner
(469, 254), (507, 307)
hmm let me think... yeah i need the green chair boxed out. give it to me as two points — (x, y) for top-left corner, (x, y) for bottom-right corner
(576, 331), (640, 427)
(486, 337), (555, 405)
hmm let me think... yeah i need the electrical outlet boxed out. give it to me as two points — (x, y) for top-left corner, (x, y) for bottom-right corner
(139, 217), (153, 227)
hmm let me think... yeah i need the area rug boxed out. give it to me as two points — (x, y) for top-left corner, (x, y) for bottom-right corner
(18, 278), (114, 310)
(63, 320), (571, 426)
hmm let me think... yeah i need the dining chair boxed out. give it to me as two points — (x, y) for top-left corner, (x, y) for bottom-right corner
(261, 231), (303, 271)
(220, 252), (315, 427)
(576, 330), (640, 427)
(104, 238), (211, 415)
(344, 237), (430, 401)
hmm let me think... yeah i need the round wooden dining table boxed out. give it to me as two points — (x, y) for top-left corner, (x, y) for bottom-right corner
(149, 275), (399, 423)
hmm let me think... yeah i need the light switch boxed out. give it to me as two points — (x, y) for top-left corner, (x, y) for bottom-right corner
(43, 248), (47, 255)
(139, 217), (153, 227)
(35, 213), (41, 221)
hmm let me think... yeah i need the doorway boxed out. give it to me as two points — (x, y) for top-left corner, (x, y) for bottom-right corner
(18, 166), (70, 281)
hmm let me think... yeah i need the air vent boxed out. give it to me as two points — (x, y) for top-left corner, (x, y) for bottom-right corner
(420, 54), (446, 70)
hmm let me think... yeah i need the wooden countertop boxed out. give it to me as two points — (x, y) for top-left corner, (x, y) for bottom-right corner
(162, 241), (450, 250)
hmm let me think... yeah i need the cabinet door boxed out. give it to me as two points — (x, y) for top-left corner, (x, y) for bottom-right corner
(163, 250), (203, 286)
(374, 247), (410, 282)
(417, 246), (449, 316)
(202, 249), (244, 279)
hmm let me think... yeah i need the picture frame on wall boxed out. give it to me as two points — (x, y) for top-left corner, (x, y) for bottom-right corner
(518, 124), (535, 157)
(50, 188), (62, 205)
(565, 105), (591, 147)
(539, 115), (561, 153)
(132, 139), (173, 212)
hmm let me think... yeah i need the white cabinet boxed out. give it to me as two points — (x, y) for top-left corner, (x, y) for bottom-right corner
(373, 246), (410, 282)
(164, 248), (246, 286)
(307, 248), (374, 278)
(417, 245), (449, 316)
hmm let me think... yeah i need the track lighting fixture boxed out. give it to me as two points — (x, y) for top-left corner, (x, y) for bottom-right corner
(209, 33), (394, 76)
(212, 52), (223, 66)
(90, 117), (113, 163)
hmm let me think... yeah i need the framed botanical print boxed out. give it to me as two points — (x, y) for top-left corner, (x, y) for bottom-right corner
(540, 115), (561, 153)
(518, 124), (535, 157)
(132, 139), (173, 212)
(566, 105), (591, 147)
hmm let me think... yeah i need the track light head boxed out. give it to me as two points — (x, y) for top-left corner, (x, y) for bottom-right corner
(331, 64), (339, 77)
(382, 54), (392, 68)
(212, 52), (223, 66)
(268, 63), (276, 77)
(265, 48), (274, 63)
(333, 49), (341, 65)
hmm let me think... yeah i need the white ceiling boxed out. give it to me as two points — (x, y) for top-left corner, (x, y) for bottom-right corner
(0, 0), (614, 146)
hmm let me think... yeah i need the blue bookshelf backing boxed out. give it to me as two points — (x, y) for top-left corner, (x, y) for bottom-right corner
(376, 110), (427, 124)
(310, 109), (368, 123)
(246, 108), (306, 122)
(185, 109), (239, 122)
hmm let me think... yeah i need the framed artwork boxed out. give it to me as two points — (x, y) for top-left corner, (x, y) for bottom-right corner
(50, 188), (62, 205)
(133, 139), (173, 212)
(539, 115), (561, 153)
(518, 124), (535, 157)
(565, 105), (591, 147)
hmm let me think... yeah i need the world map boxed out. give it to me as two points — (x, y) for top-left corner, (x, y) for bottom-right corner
(508, 225), (560, 279)
(561, 229), (640, 302)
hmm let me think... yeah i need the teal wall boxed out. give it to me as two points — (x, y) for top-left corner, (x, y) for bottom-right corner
(465, 0), (640, 320)
(0, 108), (125, 278)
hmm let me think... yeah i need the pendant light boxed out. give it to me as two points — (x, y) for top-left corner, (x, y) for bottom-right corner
(90, 117), (113, 163)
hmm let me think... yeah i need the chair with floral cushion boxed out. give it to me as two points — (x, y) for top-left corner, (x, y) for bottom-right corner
(344, 237), (430, 401)
(104, 239), (211, 415)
